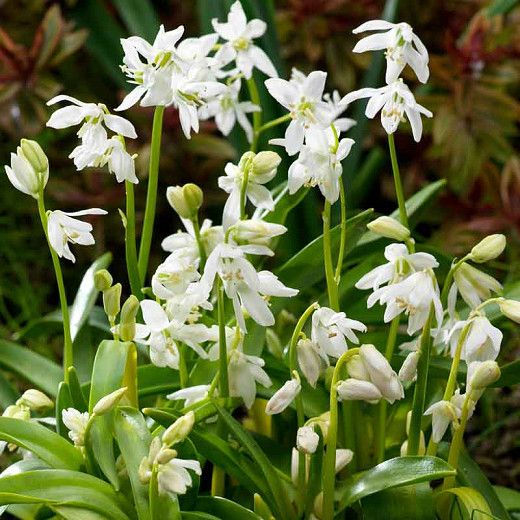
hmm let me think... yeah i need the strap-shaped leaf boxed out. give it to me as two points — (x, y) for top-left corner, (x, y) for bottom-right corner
(0, 418), (83, 470)
(437, 487), (495, 520)
(0, 470), (130, 520)
(195, 497), (262, 520)
(337, 456), (456, 513)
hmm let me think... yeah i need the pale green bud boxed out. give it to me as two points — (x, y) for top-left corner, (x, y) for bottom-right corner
(94, 269), (113, 291)
(119, 295), (139, 341)
(296, 425), (319, 454)
(468, 360), (500, 393)
(20, 139), (49, 177)
(166, 184), (203, 219)
(17, 389), (53, 411)
(155, 448), (178, 465)
(3, 404), (30, 421)
(367, 216), (410, 241)
(182, 183), (203, 214)
(499, 299), (520, 324)
(103, 283), (121, 319)
(93, 387), (127, 416)
(470, 234), (506, 263)
(238, 151), (255, 171)
(254, 493), (274, 520)
(162, 411), (195, 446)
(138, 456), (152, 484)
(252, 151), (281, 177)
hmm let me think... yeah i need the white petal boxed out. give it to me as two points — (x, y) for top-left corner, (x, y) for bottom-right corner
(141, 300), (169, 332)
(103, 114), (137, 138)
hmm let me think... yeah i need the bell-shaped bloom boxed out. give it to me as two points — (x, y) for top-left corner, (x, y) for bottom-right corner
(337, 379), (383, 403)
(296, 425), (319, 454)
(212, 1), (277, 79)
(424, 400), (459, 443)
(265, 378), (301, 415)
(266, 69), (333, 156)
(449, 316), (502, 363)
(368, 270), (443, 335)
(62, 408), (90, 446)
(311, 306), (367, 358)
(340, 79), (432, 142)
(199, 79), (260, 142)
(356, 243), (438, 291)
(231, 219), (287, 251)
(104, 137), (138, 184)
(453, 263), (502, 309)
(398, 350), (419, 382)
(352, 21), (429, 83)
(157, 456), (201, 497)
(297, 337), (328, 388)
(151, 254), (201, 300)
(47, 208), (107, 263)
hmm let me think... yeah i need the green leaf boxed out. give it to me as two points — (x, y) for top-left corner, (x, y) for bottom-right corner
(276, 209), (374, 289)
(55, 381), (74, 439)
(50, 505), (110, 520)
(437, 443), (511, 520)
(68, 366), (89, 412)
(491, 360), (520, 388)
(114, 407), (151, 520)
(0, 470), (130, 520)
(195, 496), (262, 520)
(69, 253), (112, 341)
(0, 371), (18, 409)
(0, 418), (83, 470)
(361, 484), (434, 519)
(182, 513), (220, 520)
(337, 456), (456, 513)
(214, 404), (294, 520)
(438, 487), (495, 520)
(137, 364), (180, 397)
(0, 340), (61, 395)
(493, 487), (520, 513)
(112, 0), (159, 41)
(261, 184), (309, 228)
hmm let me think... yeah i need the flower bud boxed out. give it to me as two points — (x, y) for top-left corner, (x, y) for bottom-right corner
(336, 379), (382, 403)
(400, 432), (425, 456)
(470, 234), (506, 263)
(17, 389), (53, 411)
(499, 299), (520, 324)
(297, 338), (321, 388)
(238, 151), (255, 171)
(252, 151), (281, 177)
(346, 354), (370, 382)
(359, 344), (393, 383)
(3, 404), (30, 421)
(119, 295), (139, 341)
(335, 449), (354, 473)
(453, 263), (502, 308)
(166, 184), (203, 219)
(367, 216), (410, 241)
(468, 360), (500, 395)
(162, 411), (195, 446)
(94, 269), (113, 291)
(254, 493), (273, 520)
(4, 139), (49, 198)
(307, 412), (330, 443)
(313, 492), (323, 519)
(138, 456), (152, 484)
(93, 387), (127, 415)
(103, 283), (121, 319)
(155, 448), (178, 465)
(232, 219), (287, 246)
(296, 425), (319, 454)
(398, 351), (419, 383)
(265, 378), (301, 415)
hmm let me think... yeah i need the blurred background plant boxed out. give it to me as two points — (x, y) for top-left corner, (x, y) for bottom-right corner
(0, 0), (518, 491)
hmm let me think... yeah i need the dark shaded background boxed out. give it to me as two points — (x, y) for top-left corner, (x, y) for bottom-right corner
(0, 0), (519, 488)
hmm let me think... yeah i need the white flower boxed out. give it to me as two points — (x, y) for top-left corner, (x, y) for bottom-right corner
(337, 379), (383, 403)
(199, 79), (260, 142)
(231, 219), (287, 249)
(368, 270), (443, 335)
(311, 307), (367, 358)
(47, 208), (107, 263)
(266, 69), (333, 155)
(218, 160), (276, 230)
(201, 242), (297, 331)
(212, 1), (278, 79)
(297, 337), (328, 388)
(151, 255), (200, 300)
(453, 263), (502, 309)
(104, 137), (138, 184)
(165, 282), (213, 325)
(356, 243), (438, 291)
(398, 350), (419, 382)
(335, 449), (354, 473)
(449, 316), (502, 363)
(424, 400), (459, 443)
(167, 385), (212, 407)
(62, 408), (89, 446)
(352, 21), (429, 83)
(157, 457), (202, 497)
(296, 425), (319, 454)
(265, 378), (301, 415)
(285, 126), (354, 203)
(228, 349), (272, 408)
(340, 79), (432, 142)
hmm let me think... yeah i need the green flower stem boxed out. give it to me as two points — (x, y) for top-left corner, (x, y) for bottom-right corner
(240, 165), (250, 220)
(257, 113), (292, 135)
(246, 77), (262, 152)
(323, 201), (339, 311)
(191, 214), (206, 271)
(125, 181), (142, 299)
(442, 393), (471, 490)
(37, 194), (73, 384)
(335, 178), (347, 285)
(387, 134), (409, 231)
(374, 315), (401, 463)
(406, 304), (435, 456)
(439, 255), (470, 307)
(178, 343), (188, 389)
(341, 401), (357, 473)
(138, 105), (165, 283)
(322, 348), (359, 520)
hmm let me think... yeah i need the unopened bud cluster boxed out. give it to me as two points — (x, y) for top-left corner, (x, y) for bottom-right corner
(167, 184), (203, 219)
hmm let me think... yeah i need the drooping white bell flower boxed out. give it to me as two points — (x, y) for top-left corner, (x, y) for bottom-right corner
(157, 457), (202, 497)
(453, 263), (502, 309)
(340, 79), (432, 142)
(165, 282), (213, 326)
(398, 350), (420, 382)
(352, 21), (429, 83)
(311, 306), (367, 359)
(448, 316), (502, 363)
(198, 79), (260, 142)
(368, 270), (443, 335)
(356, 243), (438, 291)
(212, 1), (278, 79)
(297, 337), (329, 388)
(230, 219), (287, 253)
(424, 400), (459, 443)
(62, 408), (90, 446)
(104, 137), (138, 184)
(167, 385), (213, 407)
(337, 379), (383, 403)
(151, 255), (201, 300)
(265, 378), (301, 415)
(266, 70), (334, 155)
(47, 208), (107, 263)
(296, 425), (320, 454)
(228, 349), (272, 408)
(284, 125), (354, 203)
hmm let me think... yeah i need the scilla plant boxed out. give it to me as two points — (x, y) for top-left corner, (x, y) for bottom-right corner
(1, 4), (519, 519)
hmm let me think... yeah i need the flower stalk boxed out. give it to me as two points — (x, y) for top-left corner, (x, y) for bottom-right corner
(246, 77), (262, 152)
(125, 180), (142, 298)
